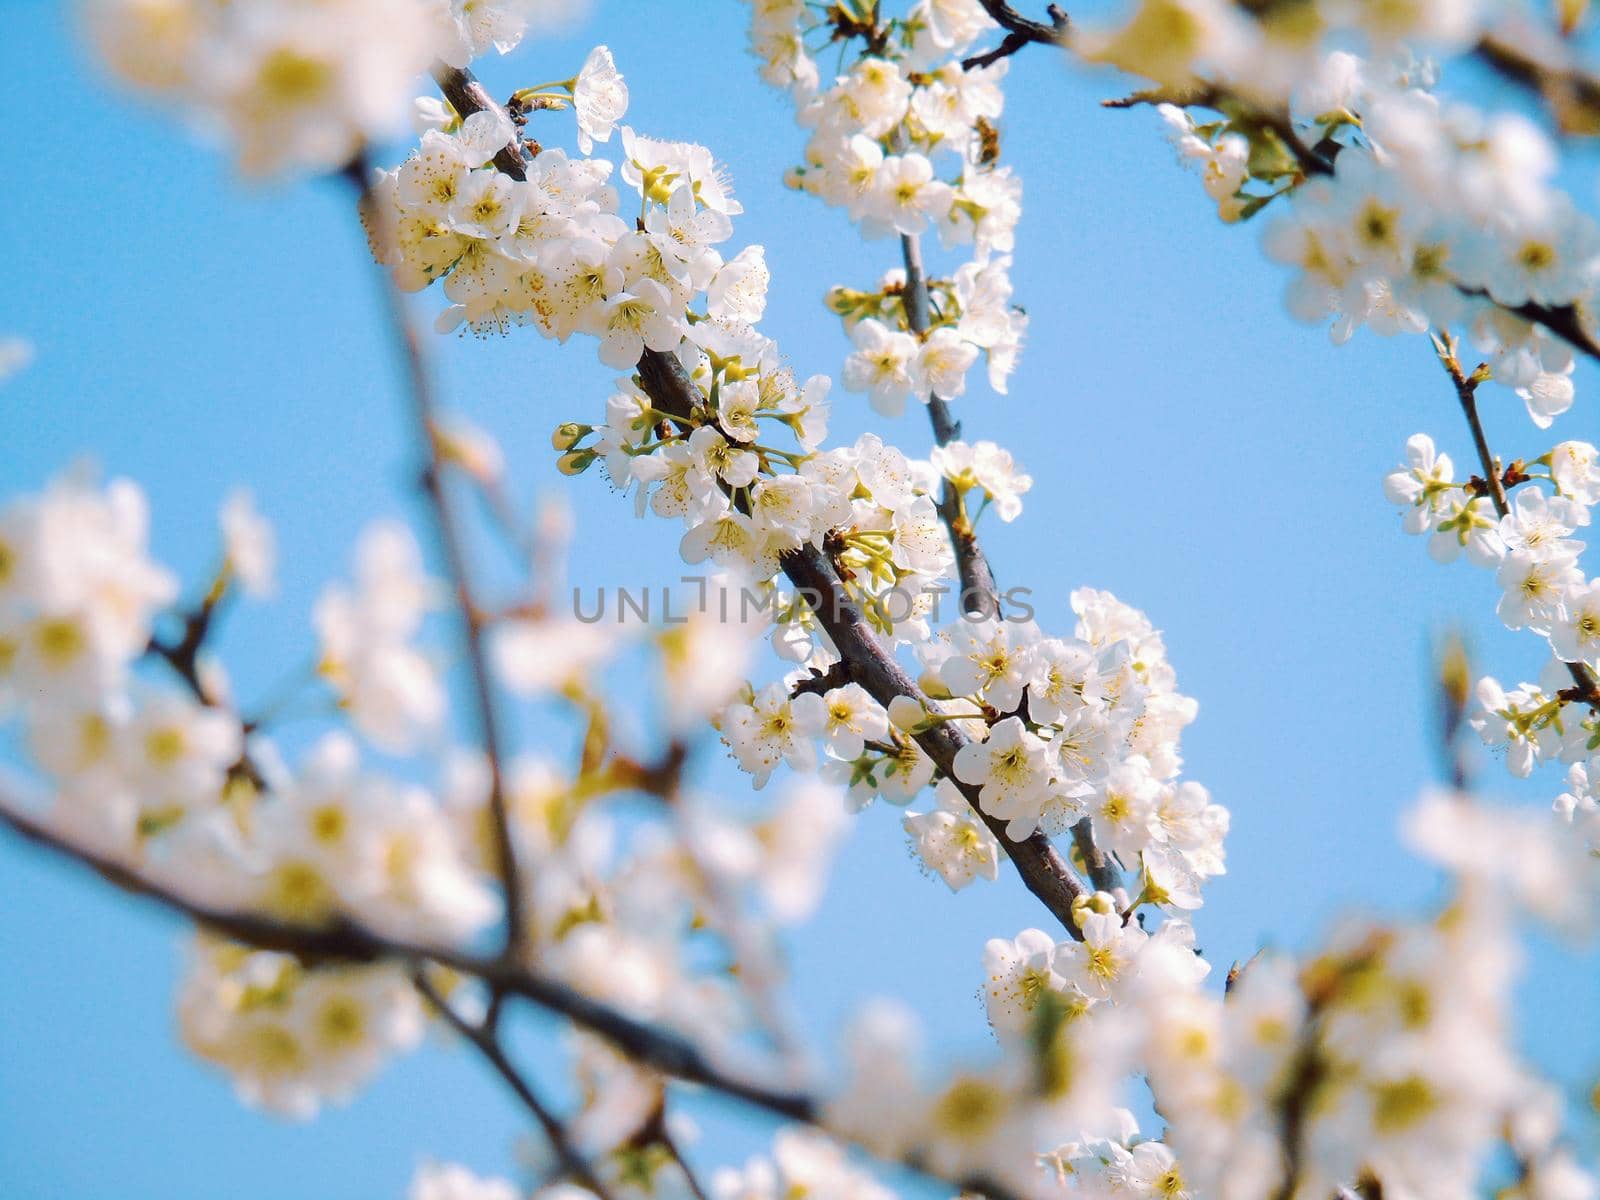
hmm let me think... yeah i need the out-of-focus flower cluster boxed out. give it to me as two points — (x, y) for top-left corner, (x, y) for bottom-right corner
(1113, 0), (1600, 416)
(0, 468), (852, 1130)
(84, 0), (593, 176)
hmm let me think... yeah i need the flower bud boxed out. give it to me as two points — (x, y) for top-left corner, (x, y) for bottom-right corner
(552, 422), (591, 451)
(887, 695), (925, 732)
(557, 450), (596, 476)
(434, 416), (504, 484)
(1071, 890), (1118, 931)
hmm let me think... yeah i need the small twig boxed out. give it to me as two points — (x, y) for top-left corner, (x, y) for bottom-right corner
(148, 586), (226, 700)
(788, 660), (852, 698)
(898, 232), (999, 620)
(964, 1), (1070, 70)
(1101, 83), (1334, 177)
(1434, 334), (1506, 516)
(345, 153), (527, 961)
(1433, 334), (1600, 707)
(147, 584), (267, 788)
(413, 971), (619, 1200)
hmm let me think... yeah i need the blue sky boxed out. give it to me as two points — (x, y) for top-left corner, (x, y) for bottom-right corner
(2, 1), (1597, 1196)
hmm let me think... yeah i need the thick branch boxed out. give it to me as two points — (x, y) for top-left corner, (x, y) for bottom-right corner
(431, 64), (529, 179)
(780, 541), (1091, 929)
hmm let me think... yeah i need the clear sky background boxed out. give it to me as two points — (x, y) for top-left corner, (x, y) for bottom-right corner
(2, 2), (1597, 1197)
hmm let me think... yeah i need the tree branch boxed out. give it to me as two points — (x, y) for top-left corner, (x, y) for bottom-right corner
(426, 65), (1091, 936)
(898, 232), (999, 621)
(898, 232), (1121, 895)
(430, 64), (530, 179)
(1433, 333), (1600, 706)
(1100, 83), (1334, 178)
(639, 342), (1089, 931)
(0, 791), (1030, 1200)
(779, 540), (1090, 929)
(346, 154), (527, 961)
(413, 971), (619, 1200)
(964, 1), (1070, 70)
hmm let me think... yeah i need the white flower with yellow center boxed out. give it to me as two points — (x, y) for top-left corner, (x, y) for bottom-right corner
(723, 682), (827, 785)
(819, 682), (888, 759)
(572, 45), (629, 154)
(982, 926), (1069, 1035)
(952, 715), (1051, 838)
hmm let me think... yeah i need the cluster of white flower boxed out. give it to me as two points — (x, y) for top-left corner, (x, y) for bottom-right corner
(371, 56), (936, 611)
(931, 438), (1033, 522)
(1262, 126), (1585, 417)
(1129, 1), (1600, 415)
(247, 734), (498, 939)
(742, 0), (1029, 412)
(1383, 433), (1600, 785)
(718, 586), (1219, 906)
(981, 912), (1206, 1039)
(179, 939), (424, 1118)
(0, 460), (861, 1122)
(969, 784), (1597, 1200)
(789, 777), (1600, 1200)
(917, 590), (1224, 906)
(1042, 1111), (1187, 1200)
(369, 48), (756, 347)
(0, 470), (511, 1111)
(85, 0), (567, 176)
(0, 472), (207, 848)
